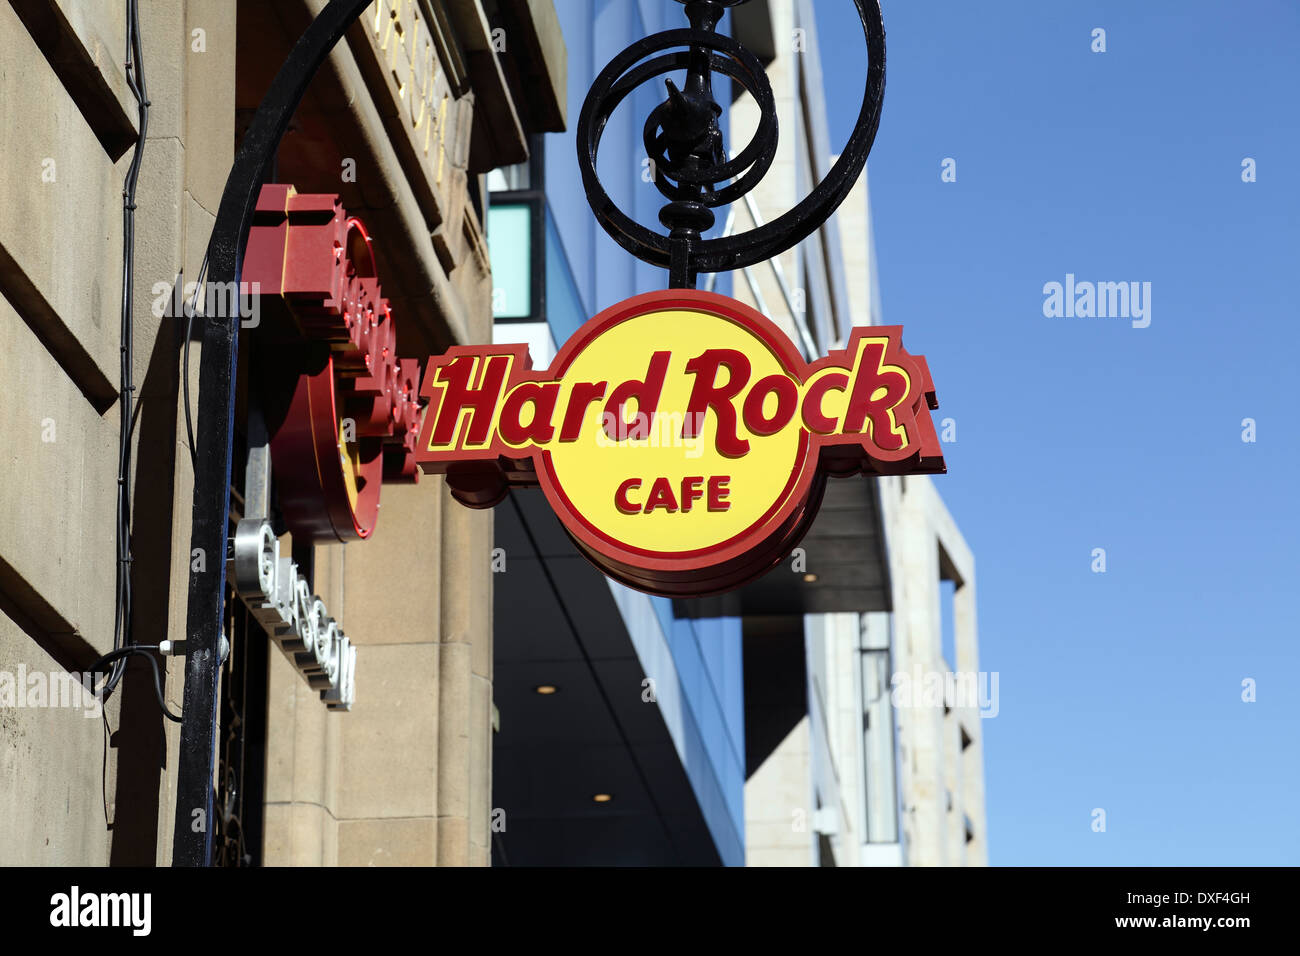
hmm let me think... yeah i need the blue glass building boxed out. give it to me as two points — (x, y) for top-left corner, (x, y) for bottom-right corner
(487, 0), (745, 866)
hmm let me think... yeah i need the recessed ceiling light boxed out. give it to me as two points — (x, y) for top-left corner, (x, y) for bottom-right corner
(534, 684), (559, 695)
(592, 793), (613, 803)
(802, 573), (818, 583)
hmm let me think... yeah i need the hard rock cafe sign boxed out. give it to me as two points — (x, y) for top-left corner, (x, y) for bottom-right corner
(244, 184), (424, 544)
(237, 184), (433, 711)
(416, 290), (944, 596)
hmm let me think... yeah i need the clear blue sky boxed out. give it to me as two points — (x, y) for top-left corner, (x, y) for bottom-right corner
(818, 0), (1300, 865)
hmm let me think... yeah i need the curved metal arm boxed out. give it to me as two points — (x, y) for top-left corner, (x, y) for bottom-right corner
(174, 0), (374, 868)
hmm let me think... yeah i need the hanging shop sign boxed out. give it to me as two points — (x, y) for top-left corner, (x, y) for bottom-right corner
(228, 183), (434, 712)
(415, 289), (944, 596)
(244, 184), (425, 543)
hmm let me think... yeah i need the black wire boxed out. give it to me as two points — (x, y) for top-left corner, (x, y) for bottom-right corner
(101, 711), (112, 826)
(100, 0), (180, 833)
(107, 0), (149, 699)
(89, 646), (182, 724)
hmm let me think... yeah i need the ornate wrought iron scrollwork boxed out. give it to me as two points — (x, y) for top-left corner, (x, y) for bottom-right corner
(577, 0), (886, 289)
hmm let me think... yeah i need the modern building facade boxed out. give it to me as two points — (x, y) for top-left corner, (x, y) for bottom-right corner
(485, 0), (988, 868)
(721, 0), (989, 866)
(485, 0), (746, 867)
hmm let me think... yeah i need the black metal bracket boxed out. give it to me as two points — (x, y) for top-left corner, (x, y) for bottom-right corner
(172, 0), (373, 868)
(576, 0), (886, 289)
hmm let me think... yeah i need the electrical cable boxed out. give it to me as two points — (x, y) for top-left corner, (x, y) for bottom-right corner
(89, 645), (183, 724)
(104, 0), (173, 716)
(106, 0), (148, 697)
(98, 0), (185, 831)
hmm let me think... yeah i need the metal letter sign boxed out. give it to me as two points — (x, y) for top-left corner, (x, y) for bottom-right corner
(417, 290), (942, 595)
(420, 0), (944, 596)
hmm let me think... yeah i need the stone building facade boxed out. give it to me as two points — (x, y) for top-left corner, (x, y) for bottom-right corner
(0, 0), (563, 866)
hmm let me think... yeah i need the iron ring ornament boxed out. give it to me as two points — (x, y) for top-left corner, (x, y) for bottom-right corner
(577, 0), (886, 285)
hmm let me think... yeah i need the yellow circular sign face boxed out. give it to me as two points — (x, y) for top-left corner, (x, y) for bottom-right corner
(546, 307), (803, 554)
